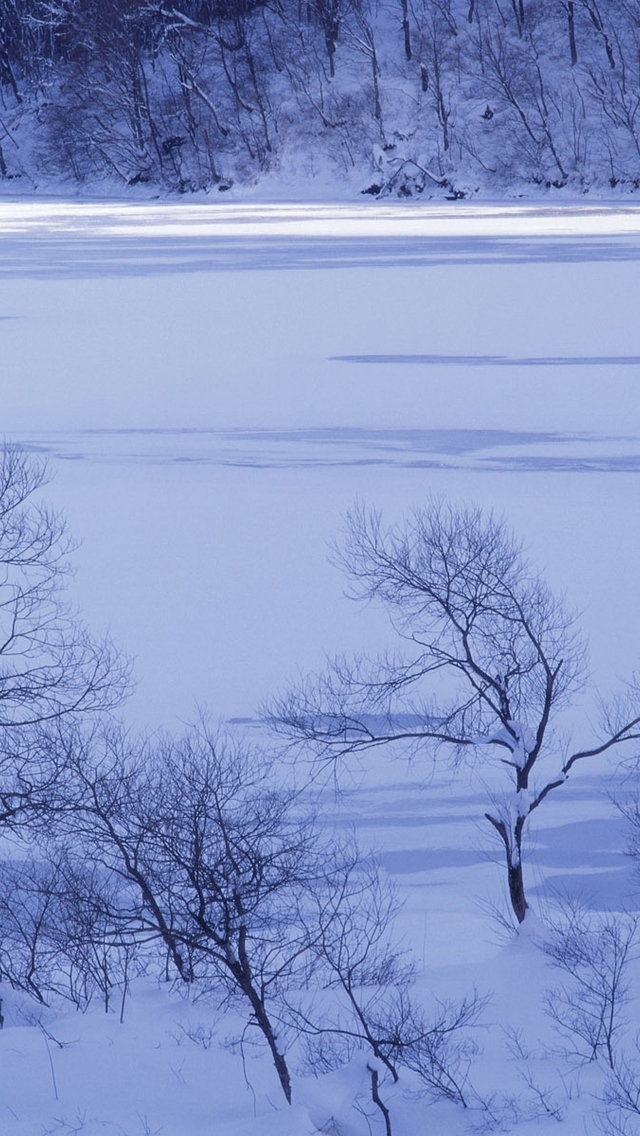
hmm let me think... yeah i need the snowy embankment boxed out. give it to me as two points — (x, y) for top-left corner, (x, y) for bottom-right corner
(0, 202), (639, 1135)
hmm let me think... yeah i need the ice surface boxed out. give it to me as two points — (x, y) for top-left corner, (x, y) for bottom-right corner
(1, 202), (639, 726)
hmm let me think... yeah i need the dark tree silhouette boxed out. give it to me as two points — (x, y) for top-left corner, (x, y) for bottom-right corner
(270, 501), (640, 922)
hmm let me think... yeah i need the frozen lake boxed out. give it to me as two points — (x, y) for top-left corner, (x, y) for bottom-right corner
(2, 200), (639, 729)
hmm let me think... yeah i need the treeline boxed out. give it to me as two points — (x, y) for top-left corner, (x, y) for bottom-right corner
(1, 0), (640, 193)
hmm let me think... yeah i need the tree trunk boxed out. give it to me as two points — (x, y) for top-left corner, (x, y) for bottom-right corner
(568, 1), (578, 65)
(485, 811), (529, 923)
(368, 1066), (392, 1136)
(231, 930), (292, 1104)
(400, 0), (412, 60)
(245, 983), (292, 1103)
(507, 860), (528, 924)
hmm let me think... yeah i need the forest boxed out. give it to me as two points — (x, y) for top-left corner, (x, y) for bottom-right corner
(2, 0), (640, 194)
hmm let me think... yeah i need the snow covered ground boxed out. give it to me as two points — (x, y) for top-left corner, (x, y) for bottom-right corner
(1, 201), (640, 1134)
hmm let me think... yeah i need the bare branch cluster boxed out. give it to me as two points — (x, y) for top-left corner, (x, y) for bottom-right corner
(0, 717), (484, 1123)
(543, 898), (638, 1069)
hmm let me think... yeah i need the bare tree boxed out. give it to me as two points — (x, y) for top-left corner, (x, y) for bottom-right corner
(0, 448), (127, 724)
(29, 714), (487, 1120)
(61, 721), (324, 1104)
(599, 1041), (640, 1136)
(471, 4), (569, 183)
(269, 500), (640, 923)
(291, 840), (483, 1133)
(0, 847), (145, 1014)
(410, 0), (460, 158)
(0, 446), (128, 834)
(309, 0), (345, 78)
(0, 854), (62, 1005)
(543, 899), (638, 1069)
(295, 848), (412, 1083)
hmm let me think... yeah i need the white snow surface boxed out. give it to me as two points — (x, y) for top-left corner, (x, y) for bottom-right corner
(0, 200), (639, 1134)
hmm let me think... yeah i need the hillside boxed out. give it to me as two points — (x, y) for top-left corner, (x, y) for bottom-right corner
(2, 1), (640, 196)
